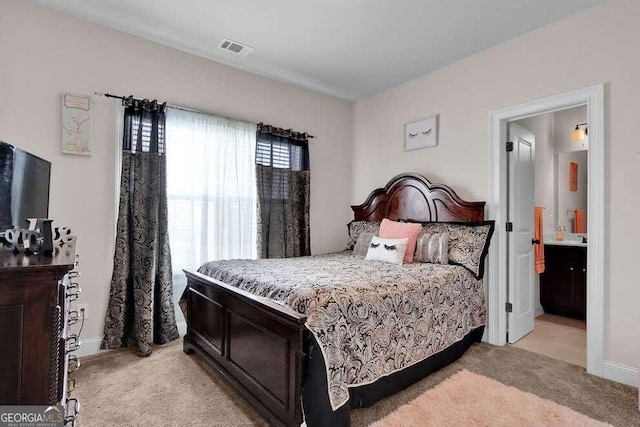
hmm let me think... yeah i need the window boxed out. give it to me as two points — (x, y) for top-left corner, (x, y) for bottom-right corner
(256, 139), (303, 170)
(165, 108), (258, 320)
(255, 134), (307, 201)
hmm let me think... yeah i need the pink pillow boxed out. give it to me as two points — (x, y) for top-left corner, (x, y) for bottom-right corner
(379, 218), (422, 263)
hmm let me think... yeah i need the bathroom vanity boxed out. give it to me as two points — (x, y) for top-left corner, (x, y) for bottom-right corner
(540, 239), (587, 321)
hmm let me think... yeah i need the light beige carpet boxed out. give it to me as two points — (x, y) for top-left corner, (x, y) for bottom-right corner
(75, 341), (267, 426)
(75, 340), (639, 426)
(512, 318), (586, 367)
(370, 369), (610, 427)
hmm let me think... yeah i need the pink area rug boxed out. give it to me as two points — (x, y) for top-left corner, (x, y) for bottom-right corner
(370, 369), (610, 427)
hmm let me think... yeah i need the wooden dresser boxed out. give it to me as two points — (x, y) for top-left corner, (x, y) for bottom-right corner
(0, 244), (81, 425)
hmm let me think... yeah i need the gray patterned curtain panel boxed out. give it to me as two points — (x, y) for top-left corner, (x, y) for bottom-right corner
(101, 97), (179, 356)
(256, 123), (311, 258)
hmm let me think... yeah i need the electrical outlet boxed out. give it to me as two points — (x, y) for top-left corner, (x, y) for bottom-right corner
(77, 303), (89, 320)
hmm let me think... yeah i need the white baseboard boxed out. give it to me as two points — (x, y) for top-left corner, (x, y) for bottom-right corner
(534, 306), (544, 317)
(603, 360), (639, 388)
(75, 336), (105, 358)
(76, 321), (187, 358)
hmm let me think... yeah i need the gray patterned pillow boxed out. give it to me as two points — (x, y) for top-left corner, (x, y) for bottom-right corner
(346, 220), (381, 251)
(415, 232), (449, 264)
(353, 232), (375, 257)
(412, 221), (495, 279)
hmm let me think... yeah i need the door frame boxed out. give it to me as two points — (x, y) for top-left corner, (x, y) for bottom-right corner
(486, 84), (605, 377)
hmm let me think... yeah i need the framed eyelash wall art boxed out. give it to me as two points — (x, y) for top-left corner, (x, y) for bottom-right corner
(405, 114), (438, 151)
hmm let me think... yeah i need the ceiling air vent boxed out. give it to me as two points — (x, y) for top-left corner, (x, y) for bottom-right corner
(217, 38), (254, 57)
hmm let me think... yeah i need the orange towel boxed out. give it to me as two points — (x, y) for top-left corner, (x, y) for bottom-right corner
(569, 162), (578, 191)
(575, 209), (586, 233)
(534, 206), (545, 274)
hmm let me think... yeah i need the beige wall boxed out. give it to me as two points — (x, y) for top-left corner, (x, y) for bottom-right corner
(3, 0), (638, 373)
(0, 2), (352, 344)
(558, 150), (589, 232)
(554, 105), (589, 153)
(516, 106), (589, 233)
(553, 106), (588, 231)
(353, 0), (640, 368)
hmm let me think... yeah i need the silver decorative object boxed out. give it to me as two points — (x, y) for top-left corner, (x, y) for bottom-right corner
(54, 227), (77, 246)
(2, 228), (42, 253)
(1, 222), (76, 254)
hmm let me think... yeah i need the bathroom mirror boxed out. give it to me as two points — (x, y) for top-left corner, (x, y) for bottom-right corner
(556, 150), (587, 233)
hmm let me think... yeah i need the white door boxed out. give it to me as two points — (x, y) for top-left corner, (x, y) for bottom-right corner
(507, 123), (536, 343)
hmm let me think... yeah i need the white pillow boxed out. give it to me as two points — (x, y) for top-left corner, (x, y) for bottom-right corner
(365, 236), (409, 265)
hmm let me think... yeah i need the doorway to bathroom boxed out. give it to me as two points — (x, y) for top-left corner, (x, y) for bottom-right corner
(486, 84), (605, 379)
(507, 105), (588, 367)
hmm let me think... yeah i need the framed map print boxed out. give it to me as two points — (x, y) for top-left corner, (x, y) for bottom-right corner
(62, 93), (92, 156)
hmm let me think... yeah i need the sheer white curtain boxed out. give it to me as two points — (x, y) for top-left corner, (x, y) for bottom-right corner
(165, 107), (257, 286)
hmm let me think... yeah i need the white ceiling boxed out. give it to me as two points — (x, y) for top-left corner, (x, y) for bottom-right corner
(34, 0), (604, 101)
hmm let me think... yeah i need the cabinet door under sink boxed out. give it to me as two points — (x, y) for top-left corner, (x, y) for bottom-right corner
(541, 260), (575, 309)
(540, 246), (587, 320)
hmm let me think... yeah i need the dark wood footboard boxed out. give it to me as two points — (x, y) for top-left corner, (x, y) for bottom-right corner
(183, 270), (307, 427)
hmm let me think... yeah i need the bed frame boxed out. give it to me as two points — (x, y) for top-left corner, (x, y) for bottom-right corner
(182, 172), (485, 427)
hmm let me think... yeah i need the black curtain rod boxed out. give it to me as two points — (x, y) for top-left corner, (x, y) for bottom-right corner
(102, 93), (127, 101)
(95, 92), (315, 139)
(102, 92), (172, 107)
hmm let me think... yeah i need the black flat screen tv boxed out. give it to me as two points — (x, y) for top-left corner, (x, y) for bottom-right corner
(0, 141), (51, 230)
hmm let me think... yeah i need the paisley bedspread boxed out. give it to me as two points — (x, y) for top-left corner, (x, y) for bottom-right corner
(197, 252), (486, 410)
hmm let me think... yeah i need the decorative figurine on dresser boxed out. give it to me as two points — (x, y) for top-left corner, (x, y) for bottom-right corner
(0, 141), (80, 425)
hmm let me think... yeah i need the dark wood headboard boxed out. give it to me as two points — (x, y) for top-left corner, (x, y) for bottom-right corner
(351, 172), (485, 222)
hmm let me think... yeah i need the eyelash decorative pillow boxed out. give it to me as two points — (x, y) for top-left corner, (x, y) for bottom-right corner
(365, 236), (409, 265)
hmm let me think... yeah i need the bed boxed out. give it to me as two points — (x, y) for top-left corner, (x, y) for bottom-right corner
(181, 172), (488, 427)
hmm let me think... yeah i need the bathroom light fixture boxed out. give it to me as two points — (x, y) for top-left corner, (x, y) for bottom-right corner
(572, 122), (588, 142)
